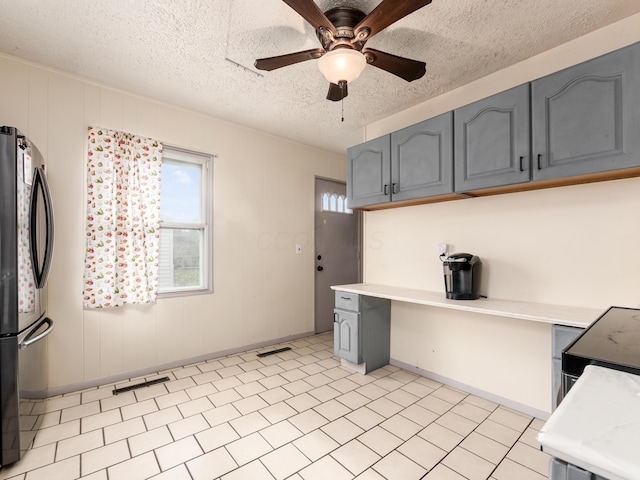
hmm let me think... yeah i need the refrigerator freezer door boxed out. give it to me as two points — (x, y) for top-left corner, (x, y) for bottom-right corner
(19, 317), (53, 398)
(0, 336), (20, 468)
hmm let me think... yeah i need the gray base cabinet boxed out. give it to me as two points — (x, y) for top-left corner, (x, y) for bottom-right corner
(333, 291), (390, 373)
(454, 84), (531, 192)
(533, 42), (640, 181)
(551, 325), (583, 411)
(549, 457), (607, 480)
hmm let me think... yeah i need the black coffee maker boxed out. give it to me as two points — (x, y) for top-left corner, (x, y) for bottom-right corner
(442, 253), (482, 300)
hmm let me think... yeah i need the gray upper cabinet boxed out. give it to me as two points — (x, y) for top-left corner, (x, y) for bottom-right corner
(347, 135), (390, 209)
(391, 112), (454, 202)
(347, 112), (453, 209)
(532, 42), (640, 181)
(454, 84), (531, 192)
(347, 42), (640, 210)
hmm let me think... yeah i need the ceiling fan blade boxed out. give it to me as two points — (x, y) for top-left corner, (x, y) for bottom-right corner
(363, 48), (426, 82)
(255, 48), (324, 71)
(283, 0), (337, 35)
(327, 82), (348, 102)
(354, 0), (432, 40)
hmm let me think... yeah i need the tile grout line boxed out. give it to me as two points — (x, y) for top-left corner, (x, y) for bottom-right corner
(415, 393), (487, 480)
(347, 388), (447, 479)
(485, 416), (539, 480)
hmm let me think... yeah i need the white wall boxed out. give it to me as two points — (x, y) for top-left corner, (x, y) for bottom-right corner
(0, 55), (345, 392)
(363, 14), (640, 414)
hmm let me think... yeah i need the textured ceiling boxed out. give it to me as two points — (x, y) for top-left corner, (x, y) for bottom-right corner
(1, 1), (639, 153)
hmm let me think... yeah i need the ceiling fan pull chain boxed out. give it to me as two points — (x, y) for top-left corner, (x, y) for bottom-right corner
(341, 81), (345, 122)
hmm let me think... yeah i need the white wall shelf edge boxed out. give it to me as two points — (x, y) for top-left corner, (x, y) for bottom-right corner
(331, 283), (603, 328)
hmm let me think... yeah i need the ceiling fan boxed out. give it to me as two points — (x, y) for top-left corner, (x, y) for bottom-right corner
(255, 0), (432, 101)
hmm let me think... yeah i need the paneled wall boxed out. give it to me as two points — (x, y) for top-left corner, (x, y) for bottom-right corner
(0, 56), (345, 391)
(363, 14), (640, 413)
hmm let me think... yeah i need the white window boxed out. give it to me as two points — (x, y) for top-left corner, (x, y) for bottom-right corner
(158, 146), (212, 296)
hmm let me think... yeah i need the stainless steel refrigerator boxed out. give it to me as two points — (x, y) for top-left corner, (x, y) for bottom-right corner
(0, 126), (55, 469)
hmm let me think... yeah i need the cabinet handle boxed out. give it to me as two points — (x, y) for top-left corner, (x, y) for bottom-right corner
(519, 156), (524, 172)
(384, 184), (389, 195)
(340, 296), (352, 301)
(537, 153), (542, 170)
(392, 183), (398, 194)
(334, 313), (339, 323)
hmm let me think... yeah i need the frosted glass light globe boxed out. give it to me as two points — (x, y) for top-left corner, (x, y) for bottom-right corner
(317, 49), (367, 84)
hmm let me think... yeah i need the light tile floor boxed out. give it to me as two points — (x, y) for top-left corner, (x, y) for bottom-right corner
(1, 332), (551, 480)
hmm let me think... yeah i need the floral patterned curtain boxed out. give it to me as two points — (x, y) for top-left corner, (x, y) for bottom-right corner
(83, 126), (163, 308)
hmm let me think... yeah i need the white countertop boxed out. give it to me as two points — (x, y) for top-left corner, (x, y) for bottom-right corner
(538, 365), (640, 480)
(331, 283), (601, 327)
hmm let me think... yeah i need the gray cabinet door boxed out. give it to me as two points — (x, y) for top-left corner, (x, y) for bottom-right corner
(532, 42), (640, 181)
(347, 135), (390, 209)
(551, 324), (583, 411)
(454, 84), (531, 192)
(333, 310), (360, 364)
(391, 112), (454, 201)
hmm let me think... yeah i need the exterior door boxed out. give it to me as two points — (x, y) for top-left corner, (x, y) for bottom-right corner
(314, 178), (360, 333)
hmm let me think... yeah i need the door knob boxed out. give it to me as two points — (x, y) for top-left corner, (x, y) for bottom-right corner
(317, 266), (324, 271)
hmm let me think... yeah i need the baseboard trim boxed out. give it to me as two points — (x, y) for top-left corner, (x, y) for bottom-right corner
(44, 331), (316, 398)
(390, 358), (550, 420)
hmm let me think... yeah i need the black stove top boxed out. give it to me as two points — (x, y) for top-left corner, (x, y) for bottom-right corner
(562, 306), (640, 377)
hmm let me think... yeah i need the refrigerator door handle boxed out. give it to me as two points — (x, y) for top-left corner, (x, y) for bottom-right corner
(29, 166), (55, 288)
(19, 317), (54, 350)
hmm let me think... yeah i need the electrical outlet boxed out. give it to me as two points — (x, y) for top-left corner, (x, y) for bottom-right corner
(438, 243), (448, 256)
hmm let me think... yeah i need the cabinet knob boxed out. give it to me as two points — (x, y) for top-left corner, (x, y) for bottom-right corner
(317, 266), (324, 271)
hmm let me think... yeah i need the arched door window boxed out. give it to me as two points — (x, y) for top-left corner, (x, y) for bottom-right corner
(321, 191), (353, 214)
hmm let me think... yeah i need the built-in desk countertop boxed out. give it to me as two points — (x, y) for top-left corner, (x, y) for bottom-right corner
(331, 283), (602, 328)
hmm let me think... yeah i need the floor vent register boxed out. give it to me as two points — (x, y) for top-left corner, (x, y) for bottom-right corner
(112, 376), (171, 395)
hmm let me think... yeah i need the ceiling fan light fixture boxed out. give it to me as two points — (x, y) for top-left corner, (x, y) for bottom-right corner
(317, 48), (367, 85)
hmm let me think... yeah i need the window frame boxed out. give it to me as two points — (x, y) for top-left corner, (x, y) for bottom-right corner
(158, 145), (213, 298)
